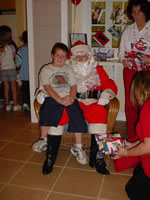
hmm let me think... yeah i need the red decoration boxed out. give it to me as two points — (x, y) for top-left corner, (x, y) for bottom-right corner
(93, 31), (110, 47)
(72, 0), (81, 6)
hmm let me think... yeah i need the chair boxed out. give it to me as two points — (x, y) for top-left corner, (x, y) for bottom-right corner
(34, 97), (120, 149)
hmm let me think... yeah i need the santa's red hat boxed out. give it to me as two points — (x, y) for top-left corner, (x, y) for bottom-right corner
(68, 41), (91, 59)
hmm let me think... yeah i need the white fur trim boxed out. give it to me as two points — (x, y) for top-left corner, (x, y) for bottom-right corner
(100, 89), (116, 100)
(88, 123), (107, 134)
(71, 45), (91, 54)
(48, 126), (64, 135)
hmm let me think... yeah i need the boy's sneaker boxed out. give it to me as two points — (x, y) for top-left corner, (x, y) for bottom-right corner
(9, 100), (14, 105)
(13, 105), (22, 111)
(23, 103), (30, 111)
(6, 104), (12, 111)
(71, 144), (88, 165)
(32, 137), (47, 152)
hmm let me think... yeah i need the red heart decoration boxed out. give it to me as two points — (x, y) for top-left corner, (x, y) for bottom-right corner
(72, 0), (81, 6)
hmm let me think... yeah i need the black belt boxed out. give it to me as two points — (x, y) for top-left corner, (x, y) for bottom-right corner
(77, 90), (101, 99)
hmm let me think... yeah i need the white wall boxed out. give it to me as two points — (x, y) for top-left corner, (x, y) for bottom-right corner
(0, 15), (17, 43)
(27, 0), (68, 122)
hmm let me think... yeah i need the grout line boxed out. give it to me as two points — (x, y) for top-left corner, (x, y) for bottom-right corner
(48, 191), (98, 200)
(0, 140), (34, 146)
(0, 151), (35, 193)
(44, 153), (73, 200)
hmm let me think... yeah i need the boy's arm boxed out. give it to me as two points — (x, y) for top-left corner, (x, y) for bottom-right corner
(69, 85), (77, 102)
(44, 84), (63, 105)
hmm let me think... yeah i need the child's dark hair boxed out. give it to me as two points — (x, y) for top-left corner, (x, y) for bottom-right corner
(51, 42), (69, 56)
(22, 31), (28, 43)
(0, 27), (7, 54)
(0, 25), (12, 33)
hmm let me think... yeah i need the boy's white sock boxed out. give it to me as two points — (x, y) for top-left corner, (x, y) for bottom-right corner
(75, 144), (82, 148)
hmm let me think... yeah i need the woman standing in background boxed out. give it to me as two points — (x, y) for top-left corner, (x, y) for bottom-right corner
(118, 0), (150, 138)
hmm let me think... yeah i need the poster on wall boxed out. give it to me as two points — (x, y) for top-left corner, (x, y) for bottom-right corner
(107, 25), (121, 40)
(91, 1), (106, 24)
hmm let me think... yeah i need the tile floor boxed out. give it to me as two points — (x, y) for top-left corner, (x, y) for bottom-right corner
(0, 107), (132, 200)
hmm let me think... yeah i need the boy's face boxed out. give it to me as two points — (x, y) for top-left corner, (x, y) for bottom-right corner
(52, 48), (67, 67)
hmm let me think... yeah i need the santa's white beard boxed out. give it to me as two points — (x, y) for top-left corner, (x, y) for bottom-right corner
(71, 59), (101, 93)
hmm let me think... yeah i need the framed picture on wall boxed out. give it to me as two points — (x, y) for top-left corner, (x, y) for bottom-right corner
(69, 33), (87, 47)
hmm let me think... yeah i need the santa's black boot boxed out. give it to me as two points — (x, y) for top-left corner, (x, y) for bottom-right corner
(95, 151), (110, 175)
(89, 134), (99, 168)
(42, 135), (61, 175)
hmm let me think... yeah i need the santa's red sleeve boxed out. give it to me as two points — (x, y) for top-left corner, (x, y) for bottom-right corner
(94, 65), (118, 95)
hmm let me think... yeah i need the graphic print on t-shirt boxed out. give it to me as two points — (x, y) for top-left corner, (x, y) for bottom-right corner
(50, 72), (69, 88)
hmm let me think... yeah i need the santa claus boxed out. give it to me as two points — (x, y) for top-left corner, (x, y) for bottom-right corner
(33, 41), (118, 175)
(68, 41), (118, 174)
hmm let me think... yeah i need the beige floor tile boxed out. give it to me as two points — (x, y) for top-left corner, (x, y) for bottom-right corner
(0, 143), (32, 161)
(0, 184), (4, 190)
(0, 141), (8, 149)
(25, 123), (40, 132)
(13, 129), (40, 145)
(100, 174), (130, 200)
(0, 127), (23, 141)
(10, 163), (63, 190)
(5, 118), (30, 129)
(0, 107), (134, 200)
(0, 185), (48, 200)
(48, 192), (97, 200)
(53, 168), (103, 198)
(0, 159), (22, 183)
(28, 151), (46, 164)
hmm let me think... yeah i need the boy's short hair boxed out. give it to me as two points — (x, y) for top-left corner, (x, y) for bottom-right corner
(51, 42), (69, 56)
(22, 31), (28, 43)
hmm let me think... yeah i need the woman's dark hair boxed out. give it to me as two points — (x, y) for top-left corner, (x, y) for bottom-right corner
(0, 27), (7, 54)
(22, 31), (28, 43)
(127, 0), (150, 21)
(51, 42), (69, 56)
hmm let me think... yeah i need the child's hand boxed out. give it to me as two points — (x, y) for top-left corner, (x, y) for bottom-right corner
(59, 96), (74, 106)
(63, 96), (74, 106)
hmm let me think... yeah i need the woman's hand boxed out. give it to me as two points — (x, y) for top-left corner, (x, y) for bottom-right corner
(112, 145), (127, 159)
(122, 59), (130, 68)
(141, 55), (150, 65)
(126, 141), (134, 149)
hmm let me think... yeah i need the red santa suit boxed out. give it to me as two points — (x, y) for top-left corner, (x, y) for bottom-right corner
(36, 42), (117, 137)
(53, 42), (118, 136)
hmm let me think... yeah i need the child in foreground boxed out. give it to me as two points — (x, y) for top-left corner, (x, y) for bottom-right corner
(37, 42), (88, 174)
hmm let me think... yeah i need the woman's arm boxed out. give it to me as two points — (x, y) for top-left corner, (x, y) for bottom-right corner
(113, 138), (150, 159)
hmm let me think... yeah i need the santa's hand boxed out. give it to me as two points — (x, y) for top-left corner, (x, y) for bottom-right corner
(98, 98), (109, 105)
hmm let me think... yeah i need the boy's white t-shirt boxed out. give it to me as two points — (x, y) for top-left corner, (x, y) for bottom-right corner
(0, 45), (16, 70)
(39, 63), (77, 97)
